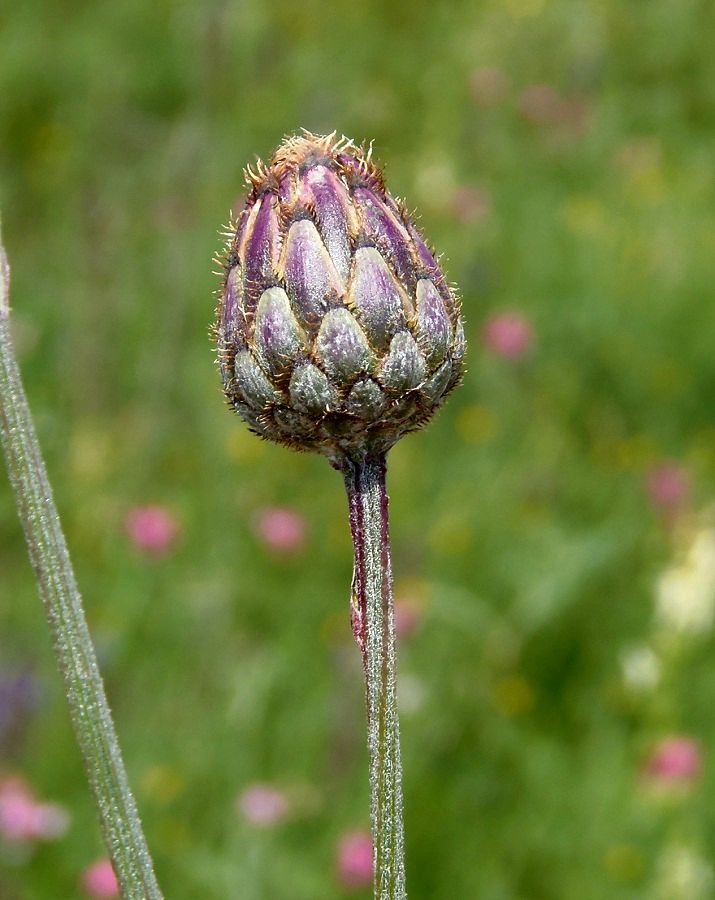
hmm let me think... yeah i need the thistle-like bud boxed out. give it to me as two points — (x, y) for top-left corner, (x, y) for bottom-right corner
(214, 132), (464, 461)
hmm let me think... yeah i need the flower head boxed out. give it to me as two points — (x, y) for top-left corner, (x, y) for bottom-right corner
(620, 644), (660, 692)
(215, 132), (464, 462)
(337, 829), (373, 889)
(646, 462), (690, 517)
(394, 596), (423, 639)
(0, 776), (69, 843)
(518, 84), (589, 134)
(656, 845), (713, 898)
(482, 310), (534, 360)
(125, 505), (179, 556)
(656, 526), (715, 635)
(0, 670), (39, 744)
(469, 67), (510, 107)
(80, 859), (119, 898)
(644, 737), (702, 784)
(236, 783), (289, 827)
(254, 506), (306, 554)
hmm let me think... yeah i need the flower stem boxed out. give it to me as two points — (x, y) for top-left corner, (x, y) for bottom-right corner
(343, 452), (406, 899)
(0, 224), (162, 899)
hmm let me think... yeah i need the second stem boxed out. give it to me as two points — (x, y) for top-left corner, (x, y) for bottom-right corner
(343, 452), (406, 900)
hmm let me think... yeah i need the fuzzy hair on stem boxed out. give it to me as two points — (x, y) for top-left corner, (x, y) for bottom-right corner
(343, 453), (406, 899)
(0, 219), (162, 899)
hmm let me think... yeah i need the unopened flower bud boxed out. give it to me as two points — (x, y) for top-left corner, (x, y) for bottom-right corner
(214, 132), (464, 461)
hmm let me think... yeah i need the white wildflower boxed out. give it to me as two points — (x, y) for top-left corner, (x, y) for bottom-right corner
(657, 845), (713, 899)
(655, 527), (715, 635)
(620, 644), (660, 691)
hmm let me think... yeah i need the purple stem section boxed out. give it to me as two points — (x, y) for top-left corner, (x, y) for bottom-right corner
(343, 453), (406, 899)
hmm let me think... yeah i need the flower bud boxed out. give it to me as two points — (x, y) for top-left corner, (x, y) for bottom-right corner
(214, 132), (464, 460)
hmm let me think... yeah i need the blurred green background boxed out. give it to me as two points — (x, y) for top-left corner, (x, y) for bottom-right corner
(3, 0), (715, 897)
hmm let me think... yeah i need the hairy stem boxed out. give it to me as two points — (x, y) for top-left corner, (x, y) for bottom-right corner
(0, 226), (162, 899)
(343, 452), (406, 899)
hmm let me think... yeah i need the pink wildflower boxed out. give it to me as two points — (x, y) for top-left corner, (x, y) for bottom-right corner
(237, 783), (289, 827)
(394, 598), (423, 640)
(337, 830), (373, 889)
(646, 462), (690, 516)
(81, 859), (119, 898)
(518, 84), (590, 133)
(254, 507), (306, 555)
(644, 737), (702, 783)
(469, 67), (510, 106)
(483, 311), (534, 360)
(518, 83), (564, 125)
(0, 777), (69, 842)
(449, 185), (491, 225)
(125, 505), (179, 556)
